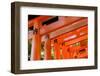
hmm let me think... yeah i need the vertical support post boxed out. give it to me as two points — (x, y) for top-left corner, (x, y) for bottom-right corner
(53, 39), (61, 59)
(44, 34), (52, 60)
(61, 43), (70, 59)
(31, 20), (41, 60)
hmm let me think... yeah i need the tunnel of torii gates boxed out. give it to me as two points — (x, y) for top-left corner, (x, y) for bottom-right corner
(28, 16), (88, 60)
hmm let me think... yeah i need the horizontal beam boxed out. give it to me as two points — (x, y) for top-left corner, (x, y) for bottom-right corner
(28, 16), (52, 27)
(51, 25), (87, 41)
(65, 34), (87, 46)
(50, 18), (87, 39)
(40, 17), (83, 35)
(50, 26), (87, 44)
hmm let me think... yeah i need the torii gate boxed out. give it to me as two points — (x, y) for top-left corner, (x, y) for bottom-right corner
(28, 16), (88, 60)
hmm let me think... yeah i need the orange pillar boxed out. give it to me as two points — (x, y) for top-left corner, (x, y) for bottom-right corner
(44, 34), (52, 60)
(69, 46), (80, 58)
(78, 39), (88, 58)
(74, 46), (80, 58)
(32, 21), (41, 60)
(77, 46), (88, 58)
(61, 43), (70, 59)
(53, 39), (61, 59)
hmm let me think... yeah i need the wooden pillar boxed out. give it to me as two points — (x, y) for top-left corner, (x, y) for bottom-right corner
(31, 20), (41, 60)
(69, 46), (80, 58)
(53, 39), (61, 59)
(61, 43), (70, 59)
(44, 34), (52, 60)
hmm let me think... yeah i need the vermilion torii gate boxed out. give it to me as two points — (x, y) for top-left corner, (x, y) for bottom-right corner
(28, 16), (88, 60)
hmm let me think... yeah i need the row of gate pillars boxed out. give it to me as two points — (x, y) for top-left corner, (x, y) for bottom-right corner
(30, 32), (88, 60)
(30, 20), (88, 60)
